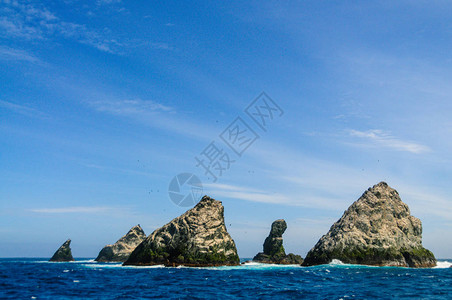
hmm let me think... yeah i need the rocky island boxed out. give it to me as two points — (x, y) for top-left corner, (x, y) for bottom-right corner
(49, 239), (74, 262)
(124, 196), (240, 267)
(253, 219), (303, 264)
(302, 182), (436, 267)
(95, 224), (146, 262)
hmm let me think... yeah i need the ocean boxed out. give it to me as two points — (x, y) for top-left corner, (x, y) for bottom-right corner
(1, 258), (451, 299)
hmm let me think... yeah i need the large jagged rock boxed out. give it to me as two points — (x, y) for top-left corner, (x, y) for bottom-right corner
(95, 225), (146, 262)
(302, 182), (437, 268)
(124, 196), (239, 267)
(253, 219), (304, 264)
(49, 239), (74, 262)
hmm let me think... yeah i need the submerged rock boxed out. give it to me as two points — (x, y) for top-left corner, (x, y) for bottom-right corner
(95, 225), (146, 262)
(49, 239), (74, 262)
(124, 196), (239, 267)
(253, 219), (304, 264)
(302, 182), (436, 268)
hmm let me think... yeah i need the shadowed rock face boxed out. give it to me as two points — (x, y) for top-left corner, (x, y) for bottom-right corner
(124, 196), (239, 267)
(253, 219), (304, 264)
(302, 182), (436, 268)
(95, 225), (146, 262)
(49, 239), (74, 262)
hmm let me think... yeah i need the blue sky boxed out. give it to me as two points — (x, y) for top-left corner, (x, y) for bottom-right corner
(1, 0), (451, 258)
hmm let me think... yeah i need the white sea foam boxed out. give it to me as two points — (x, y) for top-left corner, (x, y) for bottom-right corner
(434, 260), (451, 268)
(330, 259), (345, 265)
(83, 263), (165, 269)
(206, 262), (302, 271)
(72, 259), (95, 263)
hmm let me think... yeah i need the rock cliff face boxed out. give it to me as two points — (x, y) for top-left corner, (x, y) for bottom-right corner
(253, 219), (304, 264)
(49, 239), (74, 262)
(95, 225), (146, 262)
(124, 196), (239, 267)
(302, 182), (436, 268)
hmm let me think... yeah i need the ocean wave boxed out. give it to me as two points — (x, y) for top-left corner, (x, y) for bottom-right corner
(434, 260), (451, 269)
(83, 263), (165, 269)
(22, 258), (452, 270)
(325, 259), (452, 269)
(84, 261), (303, 270)
(206, 262), (302, 271)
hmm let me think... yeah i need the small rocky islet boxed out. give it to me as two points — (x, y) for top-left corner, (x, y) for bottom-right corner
(302, 182), (436, 267)
(49, 239), (74, 262)
(252, 219), (304, 264)
(49, 182), (437, 268)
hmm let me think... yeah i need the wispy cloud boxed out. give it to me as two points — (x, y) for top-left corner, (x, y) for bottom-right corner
(29, 206), (121, 214)
(0, 1), (121, 53)
(204, 182), (295, 205)
(88, 99), (172, 116)
(204, 182), (346, 209)
(348, 129), (431, 154)
(83, 96), (217, 140)
(0, 46), (42, 63)
(0, 100), (48, 118)
(97, 0), (122, 4)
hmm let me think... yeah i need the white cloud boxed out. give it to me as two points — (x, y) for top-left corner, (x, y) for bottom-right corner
(348, 129), (431, 154)
(83, 96), (216, 140)
(0, 100), (48, 118)
(204, 182), (345, 209)
(0, 1), (121, 53)
(204, 183), (293, 205)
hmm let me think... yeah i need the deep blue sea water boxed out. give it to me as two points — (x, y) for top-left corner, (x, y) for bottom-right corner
(0, 258), (451, 299)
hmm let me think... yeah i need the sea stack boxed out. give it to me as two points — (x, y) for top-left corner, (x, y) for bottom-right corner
(49, 239), (74, 262)
(95, 225), (146, 262)
(253, 219), (303, 264)
(302, 182), (436, 267)
(124, 196), (239, 267)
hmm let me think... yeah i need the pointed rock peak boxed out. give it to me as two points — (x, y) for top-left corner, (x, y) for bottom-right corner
(124, 224), (146, 239)
(375, 181), (389, 188)
(196, 195), (220, 206)
(49, 239), (74, 262)
(358, 181), (402, 204)
(128, 224), (145, 235)
(368, 181), (394, 193)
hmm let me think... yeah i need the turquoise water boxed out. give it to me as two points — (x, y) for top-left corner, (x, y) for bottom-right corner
(1, 258), (451, 299)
